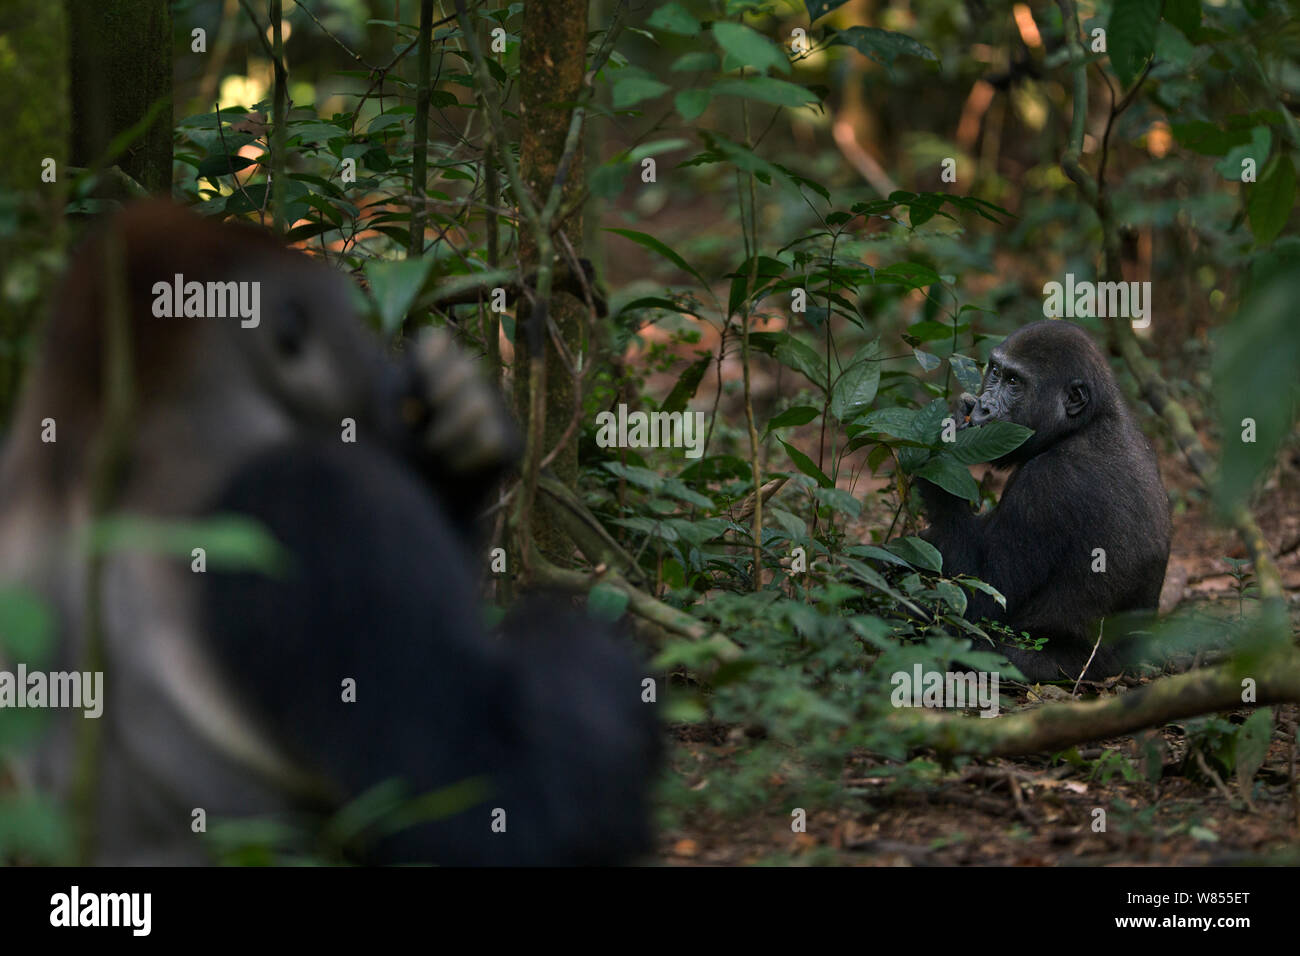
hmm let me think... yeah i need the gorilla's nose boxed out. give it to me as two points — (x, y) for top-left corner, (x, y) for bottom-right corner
(970, 398), (995, 426)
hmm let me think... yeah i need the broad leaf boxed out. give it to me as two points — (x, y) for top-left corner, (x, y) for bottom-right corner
(950, 421), (1033, 464)
(914, 453), (980, 503)
(780, 439), (833, 487)
(830, 340), (881, 422)
(604, 228), (706, 283)
(765, 405), (820, 434)
(712, 22), (791, 75)
(712, 77), (816, 109)
(662, 357), (711, 415)
(884, 536), (943, 573)
(1108, 0), (1161, 88)
(365, 257), (434, 335)
(826, 26), (937, 67)
(1248, 155), (1296, 245)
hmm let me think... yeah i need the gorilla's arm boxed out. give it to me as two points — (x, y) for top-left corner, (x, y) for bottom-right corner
(916, 466), (1066, 626)
(201, 440), (656, 865)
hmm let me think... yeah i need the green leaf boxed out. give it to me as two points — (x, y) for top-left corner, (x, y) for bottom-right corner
(851, 406), (917, 438)
(647, 2), (701, 36)
(290, 121), (349, 145)
(949, 353), (983, 394)
(712, 22), (790, 75)
(604, 228), (706, 283)
(935, 580), (967, 615)
(323, 780), (408, 845)
(663, 356), (711, 414)
(365, 257), (435, 335)
(671, 51), (719, 72)
(830, 340), (881, 422)
(765, 405), (820, 434)
(603, 462), (664, 493)
(675, 88), (711, 122)
(628, 138), (691, 163)
(612, 516), (677, 543)
(1108, 0), (1161, 88)
(665, 516), (728, 546)
(1214, 126), (1270, 181)
(814, 486), (861, 517)
(196, 153), (258, 181)
(844, 544), (912, 568)
(590, 161), (630, 199)
(884, 536), (943, 573)
(1213, 273), (1300, 507)
(959, 576), (1007, 610)
(779, 439), (833, 487)
(587, 582), (630, 623)
(611, 68), (670, 109)
(1247, 154), (1296, 245)
(749, 331), (827, 391)
(1171, 120), (1252, 157)
(712, 77), (816, 109)
(838, 557), (924, 615)
(907, 193), (944, 227)
(949, 421), (1033, 464)
(912, 348), (940, 372)
(1234, 708), (1272, 799)
(767, 507), (807, 539)
(1163, 0), (1201, 40)
(616, 295), (687, 317)
(0, 795), (73, 863)
(0, 589), (54, 662)
(696, 134), (783, 184)
(910, 398), (950, 444)
(914, 454), (979, 502)
(86, 515), (287, 573)
(874, 260), (942, 289)
(825, 26), (937, 68)
(283, 221), (333, 243)
(904, 319), (960, 343)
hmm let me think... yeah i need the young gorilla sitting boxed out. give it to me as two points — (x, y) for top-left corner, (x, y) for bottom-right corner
(916, 320), (1171, 683)
(0, 202), (658, 865)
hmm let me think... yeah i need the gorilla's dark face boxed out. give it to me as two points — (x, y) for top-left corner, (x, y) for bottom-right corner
(966, 321), (1105, 463)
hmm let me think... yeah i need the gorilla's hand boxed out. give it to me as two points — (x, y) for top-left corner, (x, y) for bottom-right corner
(405, 327), (520, 475)
(955, 392), (978, 430)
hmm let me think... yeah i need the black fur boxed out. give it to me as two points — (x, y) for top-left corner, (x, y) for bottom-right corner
(202, 439), (658, 865)
(918, 320), (1171, 682)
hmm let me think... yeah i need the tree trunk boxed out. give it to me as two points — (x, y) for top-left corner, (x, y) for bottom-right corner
(68, 0), (173, 195)
(515, 0), (588, 561)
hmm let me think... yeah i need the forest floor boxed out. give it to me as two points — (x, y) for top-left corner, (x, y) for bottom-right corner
(654, 445), (1300, 865)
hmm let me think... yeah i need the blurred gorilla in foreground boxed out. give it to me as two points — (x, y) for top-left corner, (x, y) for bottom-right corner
(0, 202), (658, 865)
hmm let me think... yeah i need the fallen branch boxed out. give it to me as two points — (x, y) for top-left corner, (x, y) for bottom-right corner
(530, 557), (742, 663)
(887, 655), (1300, 758)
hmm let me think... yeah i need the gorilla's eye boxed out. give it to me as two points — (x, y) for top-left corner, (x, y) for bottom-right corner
(275, 301), (309, 358)
(1005, 372), (1019, 386)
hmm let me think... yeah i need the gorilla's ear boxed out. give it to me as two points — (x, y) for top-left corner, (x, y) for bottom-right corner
(1064, 379), (1090, 417)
